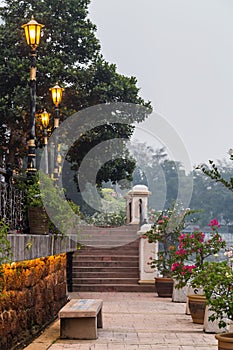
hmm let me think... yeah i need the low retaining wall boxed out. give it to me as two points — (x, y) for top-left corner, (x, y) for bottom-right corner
(7, 234), (77, 262)
(0, 254), (67, 350)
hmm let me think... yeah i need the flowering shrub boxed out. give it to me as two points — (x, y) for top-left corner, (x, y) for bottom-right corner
(188, 247), (233, 328)
(197, 260), (233, 328)
(171, 219), (226, 288)
(145, 204), (193, 277)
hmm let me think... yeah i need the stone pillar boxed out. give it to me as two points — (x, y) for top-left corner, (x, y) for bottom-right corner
(138, 223), (158, 284)
(126, 185), (151, 225)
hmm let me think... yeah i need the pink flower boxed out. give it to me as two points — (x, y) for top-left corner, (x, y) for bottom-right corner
(182, 264), (197, 273)
(158, 220), (164, 224)
(171, 262), (181, 271)
(197, 232), (205, 242)
(176, 248), (187, 255)
(179, 233), (187, 241)
(208, 219), (220, 228)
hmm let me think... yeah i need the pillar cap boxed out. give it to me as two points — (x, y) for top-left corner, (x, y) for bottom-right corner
(127, 184), (151, 196)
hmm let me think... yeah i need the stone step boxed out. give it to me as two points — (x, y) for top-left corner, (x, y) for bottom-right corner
(73, 271), (139, 278)
(78, 234), (139, 239)
(76, 241), (138, 248)
(73, 266), (137, 273)
(76, 260), (139, 268)
(78, 231), (139, 236)
(78, 242), (139, 250)
(74, 277), (139, 285)
(76, 249), (139, 256)
(72, 283), (155, 293)
(77, 224), (140, 232)
(76, 241), (139, 254)
(73, 255), (139, 262)
(75, 260), (139, 268)
(71, 234), (145, 292)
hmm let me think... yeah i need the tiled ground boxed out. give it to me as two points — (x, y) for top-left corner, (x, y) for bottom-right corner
(25, 292), (218, 350)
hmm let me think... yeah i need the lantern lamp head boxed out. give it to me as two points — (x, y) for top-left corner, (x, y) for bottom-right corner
(50, 82), (64, 107)
(22, 16), (44, 50)
(40, 109), (50, 129)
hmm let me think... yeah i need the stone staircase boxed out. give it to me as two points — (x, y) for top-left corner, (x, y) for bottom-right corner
(71, 225), (154, 292)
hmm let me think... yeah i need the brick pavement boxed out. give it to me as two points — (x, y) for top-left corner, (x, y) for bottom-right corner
(25, 292), (218, 350)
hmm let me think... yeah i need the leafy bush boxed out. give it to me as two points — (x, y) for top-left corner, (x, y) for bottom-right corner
(0, 220), (11, 265)
(90, 210), (126, 227)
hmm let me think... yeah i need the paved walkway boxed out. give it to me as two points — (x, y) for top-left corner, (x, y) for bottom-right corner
(25, 292), (218, 350)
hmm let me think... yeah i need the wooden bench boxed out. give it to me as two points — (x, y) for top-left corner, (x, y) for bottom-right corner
(59, 299), (103, 340)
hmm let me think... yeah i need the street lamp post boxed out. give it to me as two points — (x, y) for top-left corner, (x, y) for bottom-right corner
(50, 83), (64, 181)
(22, 16), (44, 177)
(40, 109), (50, 174)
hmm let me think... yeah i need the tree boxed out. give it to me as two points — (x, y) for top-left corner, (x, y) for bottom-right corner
(129, 141), (191, 210)
(193, 153), (233, 225)
(0, 0), (151, 185)
(129, 141), (233, 226)
(198, 153), (233, 192)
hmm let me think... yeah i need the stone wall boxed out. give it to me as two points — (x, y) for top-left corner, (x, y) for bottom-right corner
(0, 254), (67, 350)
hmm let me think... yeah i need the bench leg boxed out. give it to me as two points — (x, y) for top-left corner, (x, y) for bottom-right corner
(60, 317), (98, 339)
(97, 308), (103, 328)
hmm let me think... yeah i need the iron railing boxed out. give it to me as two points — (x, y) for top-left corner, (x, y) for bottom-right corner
(0, 168), (25, 231)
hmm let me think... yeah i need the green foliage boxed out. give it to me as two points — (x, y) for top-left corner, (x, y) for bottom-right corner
(0, 220), (12, 265)
(145, 203), (194, 277)
(188, 151), (233, 328)
(100, 188), (126, 212)
(189, 259), (233, 329)
(198, 152), (233, 192)
(23, 171), (81, 236)
(38, 171), (81, 235)
(89, 210), (126, 227)
(82, 187), (126, 227)
(24, 175), (43, 208)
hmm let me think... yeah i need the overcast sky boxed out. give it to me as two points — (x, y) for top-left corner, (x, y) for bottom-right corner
(88, 0), (233, 167)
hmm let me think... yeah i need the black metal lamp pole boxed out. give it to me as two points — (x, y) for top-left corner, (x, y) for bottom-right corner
(22, 16), (44, 177)
(50, 83), (64, 181)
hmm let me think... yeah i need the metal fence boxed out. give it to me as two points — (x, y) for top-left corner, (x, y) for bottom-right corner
(0, 170), (25, 231)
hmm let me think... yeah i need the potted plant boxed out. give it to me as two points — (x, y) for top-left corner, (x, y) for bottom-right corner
(25, 171), (80, 236)
(25, 173), (50, 234)
(171, 219), (226, 324)
(145, 203), (192, 297)
(190, 247), (233, 343)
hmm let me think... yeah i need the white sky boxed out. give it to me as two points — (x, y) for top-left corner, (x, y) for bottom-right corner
(88, 0), (233, 166)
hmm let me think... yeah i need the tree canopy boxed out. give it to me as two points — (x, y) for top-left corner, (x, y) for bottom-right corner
(0, 0), (151, 187)
(130, 141), (233, 227)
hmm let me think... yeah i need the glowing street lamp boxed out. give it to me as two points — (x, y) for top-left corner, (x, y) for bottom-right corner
(50, 83), (64, 180)
(40, 109), (50, 174)
(22, 16), (44, 177)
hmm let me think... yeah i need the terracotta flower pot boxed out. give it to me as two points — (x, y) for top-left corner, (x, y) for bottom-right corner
(188, 294), (206, 324)
(215, 332), (233, 350)
(155, 277), (174, 297)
